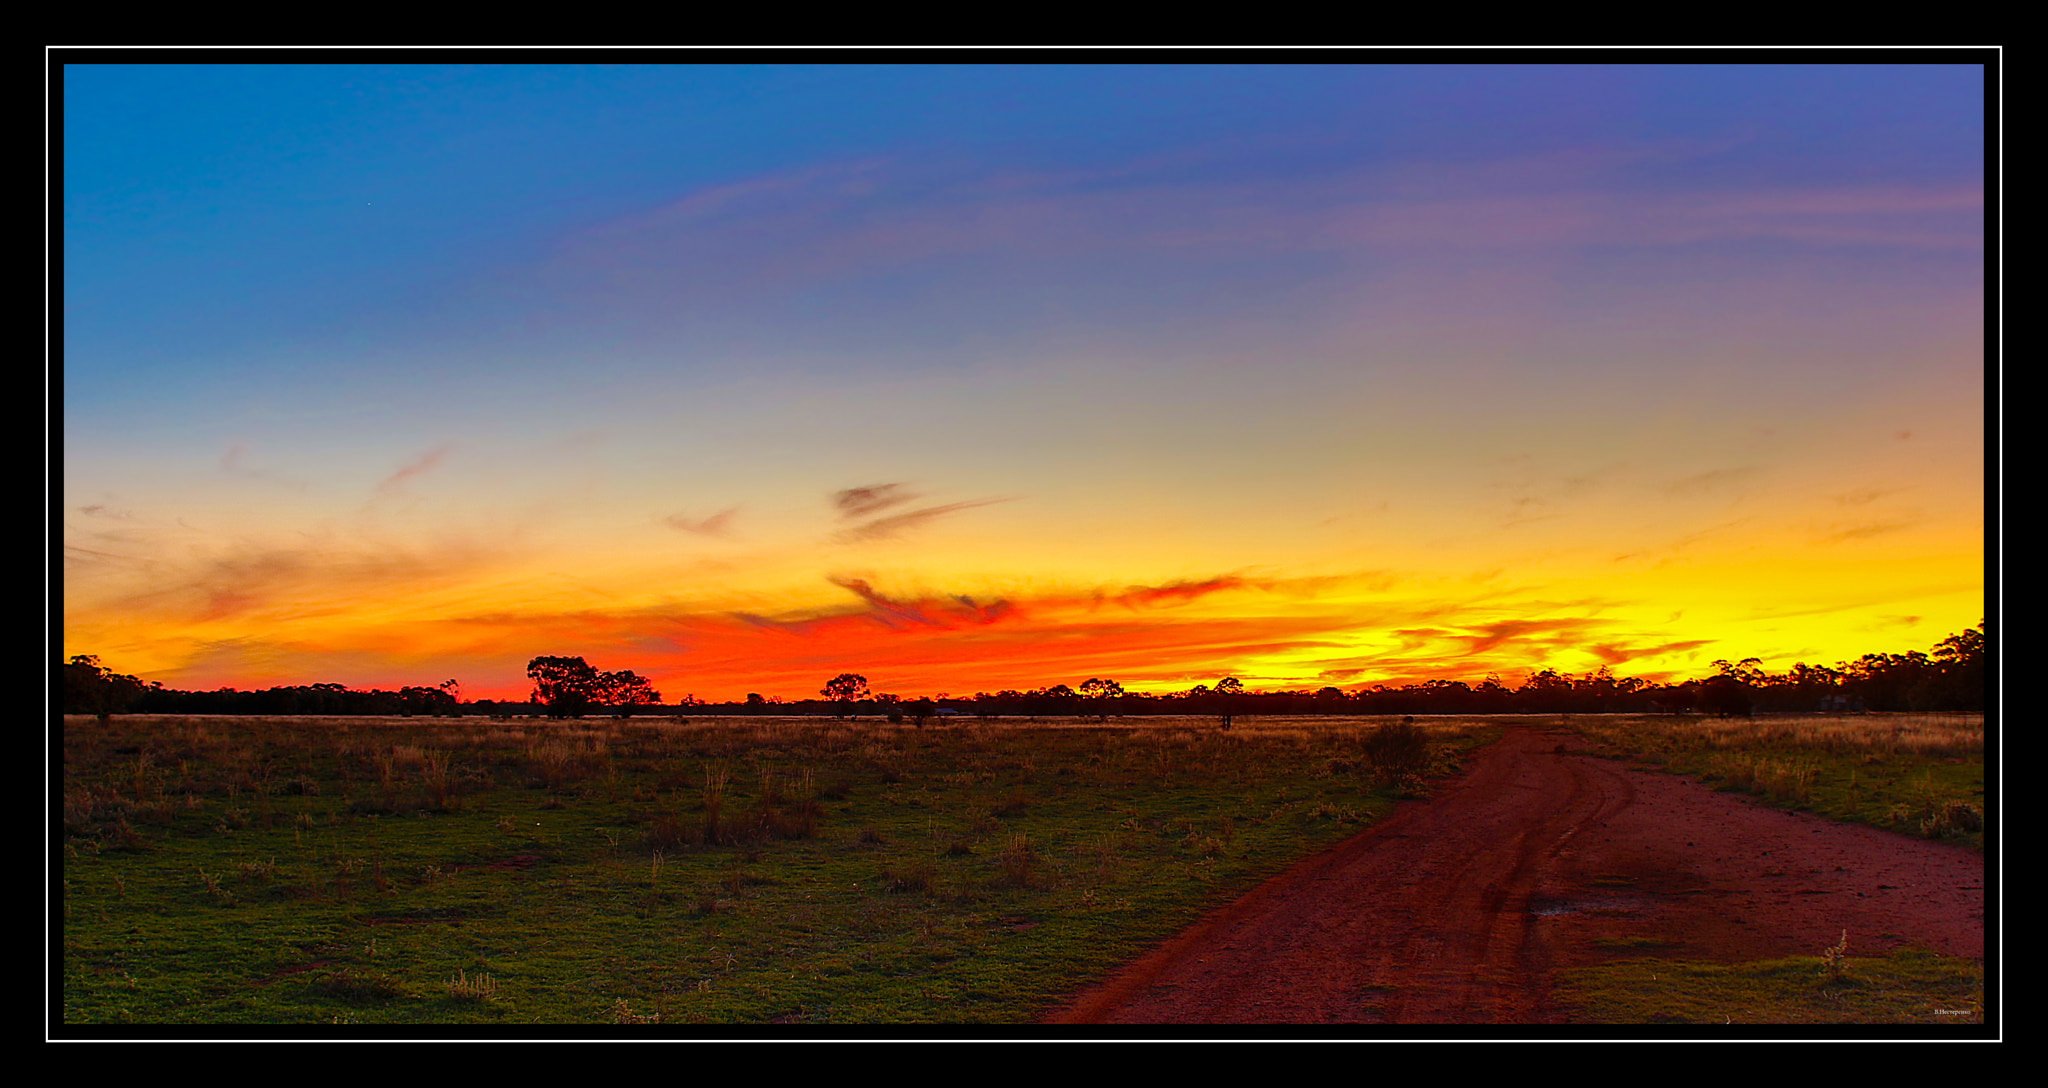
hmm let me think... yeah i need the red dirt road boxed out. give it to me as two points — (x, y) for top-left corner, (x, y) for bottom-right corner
(1045, 724), (1986, 1025)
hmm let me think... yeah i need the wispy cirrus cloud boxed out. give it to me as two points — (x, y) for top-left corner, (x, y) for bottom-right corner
(1664, 466), (1762, 498)
(829, 483), (1009, 543)
(836, 499), (1008, 543)
(1322, 180), (1983, 253)
(826, 576), (1014, 629)
(729, 571), (1257, 642)
(1289, 608), (1728, 689)
(533, 148), (1981, 341)
(1096, 575), (1253, 609)
(375, 445), (453, 496)
(833, 483), (917, 519)
(1456, 616), (1607, 657)
(1833, 486), (1904, 507)
(1823, 519), (1918, 543)
(664, 506), (741, 536)
(1585, 638), (1716, 668)
(218, 443), (307, 490)
(87, 532), (507, 624)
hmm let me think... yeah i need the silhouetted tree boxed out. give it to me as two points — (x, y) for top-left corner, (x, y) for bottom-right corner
(1699, 675), (1755, 718)
(1079, 677), (1123, 699)
(821, 673), (869, 718)
(1779, 662), (1847, 711)
(398, 685), (459, 716)
(595, 669), (662, 716)
(1079, 677), (1123, 721)
(1202, 677), (1245, 729)
(528, 656), (600, 718)
(64, 655), (146, 718)
(1517, 669), (1575, 714)
(1843, 651), (1938, 711)
(1932, 621), (1986, 710)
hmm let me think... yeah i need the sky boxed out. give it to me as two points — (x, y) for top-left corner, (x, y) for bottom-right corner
(59, 60), (1991, 703)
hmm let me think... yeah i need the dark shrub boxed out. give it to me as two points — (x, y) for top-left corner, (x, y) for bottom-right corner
(1363, 719), (1432, 780)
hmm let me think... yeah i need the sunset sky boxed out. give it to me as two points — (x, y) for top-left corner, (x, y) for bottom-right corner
(60, 61), (1990, 702)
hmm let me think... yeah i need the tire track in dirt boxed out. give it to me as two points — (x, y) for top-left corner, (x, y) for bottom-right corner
(1045, 723), (1983, 1025)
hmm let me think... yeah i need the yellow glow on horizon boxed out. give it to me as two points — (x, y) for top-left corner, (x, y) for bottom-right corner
(63, 401), (1983, 703)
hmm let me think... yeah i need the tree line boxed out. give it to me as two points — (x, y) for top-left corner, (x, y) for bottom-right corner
(61, 621), (1985, 719)
(61, 659), (465, 718)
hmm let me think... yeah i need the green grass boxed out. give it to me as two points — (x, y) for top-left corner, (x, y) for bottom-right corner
(60, 713), (1487, 1027)
(1552, 948), (1985, 1026)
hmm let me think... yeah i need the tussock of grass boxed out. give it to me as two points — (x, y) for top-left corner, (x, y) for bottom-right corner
(444, 969), (497, 1003)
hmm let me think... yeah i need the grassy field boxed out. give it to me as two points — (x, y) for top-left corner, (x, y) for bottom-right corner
(57, 711), (1988, 1031)
(58, 712), (1486, 1029)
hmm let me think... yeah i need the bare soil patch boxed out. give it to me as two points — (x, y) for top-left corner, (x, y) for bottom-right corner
(1045, 724), (1984, 1026)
